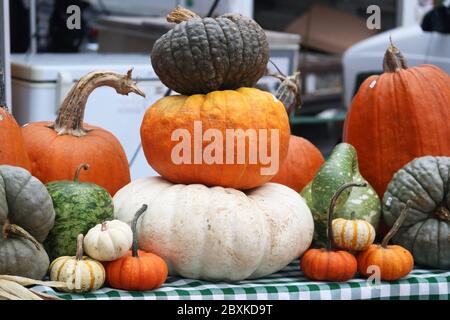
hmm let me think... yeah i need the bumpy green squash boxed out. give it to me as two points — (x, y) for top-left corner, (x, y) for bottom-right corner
(45, 164), (114, 260)
(383, 156), (450, 269)
(0, 165), (55, 279)
(151, 6), (269, 95)
(302, 143), (381, 245)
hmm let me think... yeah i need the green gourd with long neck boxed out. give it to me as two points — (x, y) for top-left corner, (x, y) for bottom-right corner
(301, 143), (381, 246)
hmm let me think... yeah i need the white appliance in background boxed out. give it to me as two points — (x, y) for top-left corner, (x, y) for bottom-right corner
(11, 53), (166, 180)
(88, 0), (253, 18)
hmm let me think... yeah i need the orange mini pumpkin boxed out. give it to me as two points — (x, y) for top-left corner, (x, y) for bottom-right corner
(271, 135), (324, 192)
(0, 106), (31, 171)
(106, 204), (168, 291)
(357, 201), (414, 281)
(344, 42), (450, 197)
(300, 183), (366, 282)
(21, 70), (145, 195)
(140, 88), (290, 190)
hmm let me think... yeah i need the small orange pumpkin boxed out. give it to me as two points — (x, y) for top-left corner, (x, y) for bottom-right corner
(106, 204), (168, 291)
(0, 106), (31, 171)
(300, 182), (366, 282)
(21, 70), (145, 195)
(357, 201), (414, 281)
(270, 135), (324, 192)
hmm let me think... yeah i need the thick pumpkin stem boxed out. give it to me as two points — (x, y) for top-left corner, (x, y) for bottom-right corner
(75, 234), (84, 260)
(167, 6), (200, 23)
(2, 222), (41, 250)
(101, 222), (107, 232)
(382, 200), (411, 248)
(74, 163), (89, 182)
(131, 204), (148, 258)
(383, 38), (408, 72)
(50, 69), (145, 137)
(326, 182), (367, 250)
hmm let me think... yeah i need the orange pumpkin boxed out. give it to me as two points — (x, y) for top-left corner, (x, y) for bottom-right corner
(300, 182), (366, 282)
(343, 43), (450, 197)
(0, 106), (31, 171)
(21, 70), (145, 195)
(106, 205), (168, 291)
(140, 88), (290, 190)
(357, 201), (414, 281)
(271, 135), (324, 192)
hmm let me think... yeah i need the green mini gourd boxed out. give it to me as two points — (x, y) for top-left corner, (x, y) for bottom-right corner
(45, 164), (114, 260)
(301, 143), (381, 245)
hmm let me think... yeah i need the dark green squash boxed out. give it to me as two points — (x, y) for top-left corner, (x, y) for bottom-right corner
(383, 156), (450, 269)
(0, 165), (55, 279)
(151, 6), (269, 95)
(301, 143), (381, 245)
(45, 164), (114, 260)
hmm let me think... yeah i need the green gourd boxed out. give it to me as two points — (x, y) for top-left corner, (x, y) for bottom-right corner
(0, 165), (55, 279)
(383, 156), (450, 269)
(301, 143), (381, 245)
(45, 164), (114, 260)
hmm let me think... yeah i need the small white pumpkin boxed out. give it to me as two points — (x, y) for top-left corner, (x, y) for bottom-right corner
(332, 213), (376, 251)
(49, 234), (105, 293)
(83, 220), (133, 261)
(113, 177), (314, 282)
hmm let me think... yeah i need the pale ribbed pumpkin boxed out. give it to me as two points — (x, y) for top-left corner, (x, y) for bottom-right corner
(271, 135), (324, 192)
(114, 177), (314, 281)
(344, 43), (450, 197)
(332, 213), (376, 251)
(140, 88), (290, 190)
(83, 220), (133, 262)
(49, 234), (105, 293)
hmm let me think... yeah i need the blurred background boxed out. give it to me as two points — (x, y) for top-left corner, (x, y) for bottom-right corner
(1, 0), (449, 179)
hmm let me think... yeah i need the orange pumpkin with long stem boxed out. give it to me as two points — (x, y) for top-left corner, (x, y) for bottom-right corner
(271, 135), (324, 192)
(106, 204), (168, 291)
(0, 106), (31, 171)
(21, 70), (145, 195)
(300, 182), (366, 282)
(357, 201), (414, 281)
(344, 42), (450, 197)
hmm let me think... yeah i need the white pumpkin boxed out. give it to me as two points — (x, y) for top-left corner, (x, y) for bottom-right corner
(83, 220), (133, 261)
(113, 177), (314, 282)
(49, 235), (105, 293)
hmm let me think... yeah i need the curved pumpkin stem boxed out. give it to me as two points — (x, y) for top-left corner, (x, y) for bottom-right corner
(73, 163), (90, 182)
(383, 38), (408, 72)
(50, 70), (145, 137)
(327, 182), (367, 250)
(382, 200), (411, 248)
(167, 6), (200, 23)
(75, 234), (84, 260)
(131, 204), (148, 258)
(2, 221), (41, 250)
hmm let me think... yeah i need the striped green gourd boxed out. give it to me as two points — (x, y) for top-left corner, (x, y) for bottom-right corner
(44, 164), (114, 260)
(301, 143), (381, 246)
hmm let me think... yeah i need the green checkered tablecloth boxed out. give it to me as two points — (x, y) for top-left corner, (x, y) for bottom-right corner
(31, 261), (450, 300)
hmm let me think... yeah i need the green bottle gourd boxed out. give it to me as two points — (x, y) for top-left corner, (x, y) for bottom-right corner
(301, 143), (381, 245)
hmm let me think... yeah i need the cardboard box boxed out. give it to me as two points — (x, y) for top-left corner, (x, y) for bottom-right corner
(285, 4), (377, 54)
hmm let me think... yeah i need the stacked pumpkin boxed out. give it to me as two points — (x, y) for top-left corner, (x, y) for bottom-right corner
(108, 6), (316, 282)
